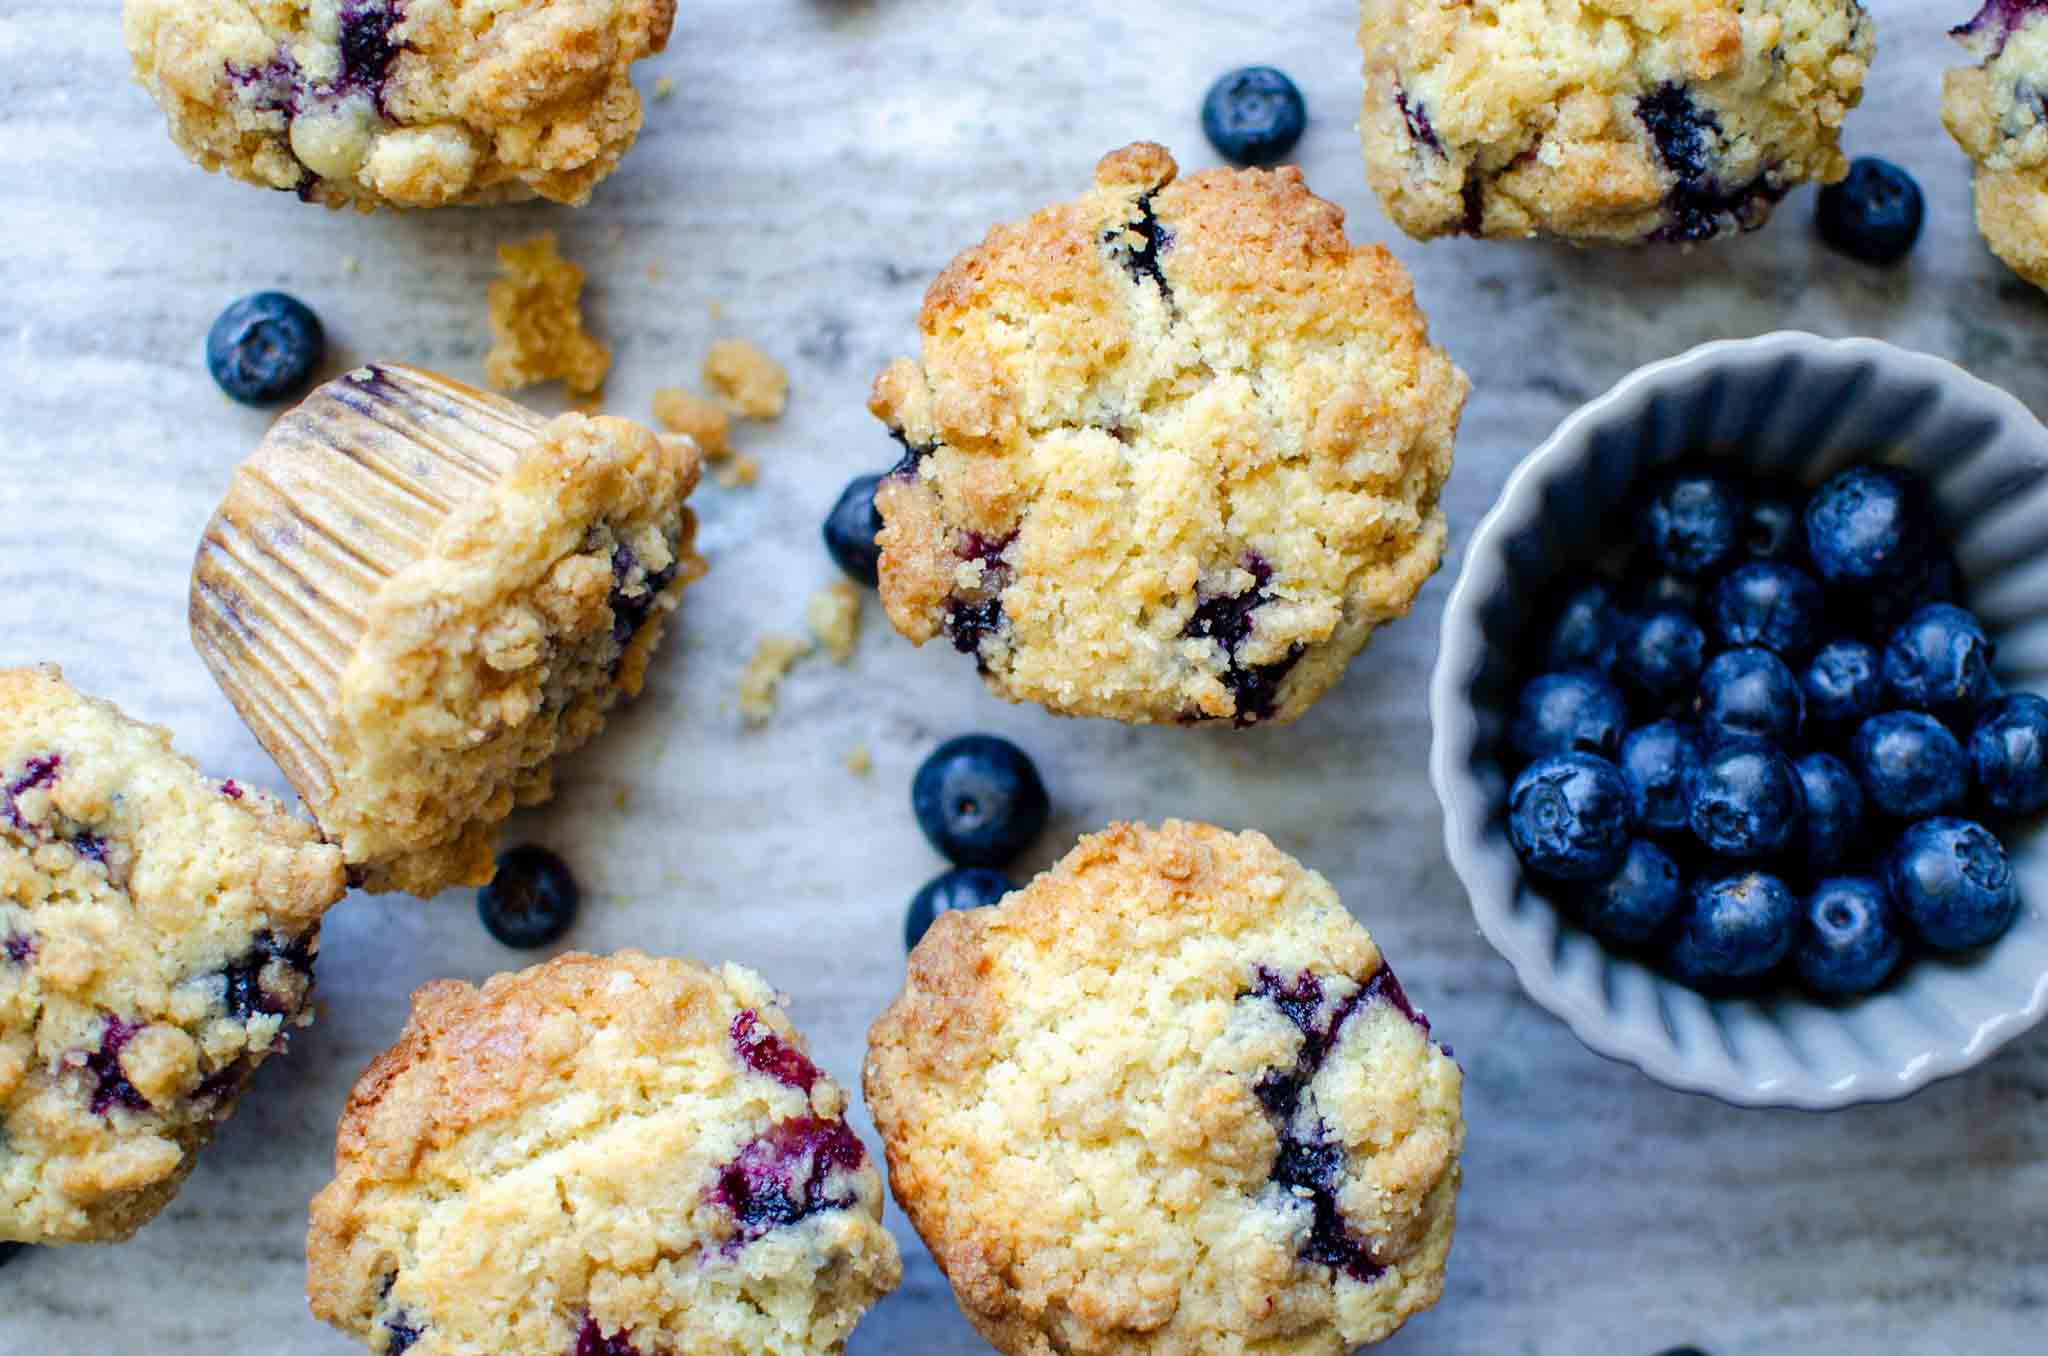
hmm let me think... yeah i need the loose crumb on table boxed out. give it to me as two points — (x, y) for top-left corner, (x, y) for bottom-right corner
(807, 580), (862, 662)
(738, 634), (813, 725)
(715, 454), (760, 489)
(653, 388), (732, 460)
(653, 75), (676, 101)
(704, 338), (788, 418)
(845, 744), (873, 777)
(484, 233), (611, 396)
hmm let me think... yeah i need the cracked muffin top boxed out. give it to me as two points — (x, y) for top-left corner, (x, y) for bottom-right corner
(864, 821), (1464, 1355)
(868, 143), (1466, 728)
(123, 0), (675, 209)
(1944, 0), (2048, 289)
(1357, 0), (1873, 243)
(0, 665), (345, 1244)
(306, 951), (901, 1356)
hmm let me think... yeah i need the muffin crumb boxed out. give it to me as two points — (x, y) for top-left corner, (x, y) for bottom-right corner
(653, 75), (676, 101)
(807, 581), (862, 663)
(716, 454), (761, 489)
(704, 339), (788, 419)
(654, 388), (732, 460)
(845, 744), (873, 777)
(485, 234), (611, 396)
(739, 634), (814, 725)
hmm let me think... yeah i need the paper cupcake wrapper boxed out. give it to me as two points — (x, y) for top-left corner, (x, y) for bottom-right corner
(189, 363), (546, 811)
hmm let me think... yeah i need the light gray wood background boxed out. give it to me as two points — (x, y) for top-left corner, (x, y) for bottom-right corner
(1, 2), (2043, 1353)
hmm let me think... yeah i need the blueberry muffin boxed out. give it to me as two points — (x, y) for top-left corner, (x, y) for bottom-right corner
(306, 951), (901, 1356)
(0, 666), (345, 1244)
(190, 363), (704, 896)
(122, 0), (675, 209)
(870, 144), (1466, 727)
(1357, 0), (1874, 243)
(865, 821), (1464, 1354)
(1945, 1), (2048, 288)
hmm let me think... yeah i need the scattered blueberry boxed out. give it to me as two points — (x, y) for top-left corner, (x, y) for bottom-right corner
(205, 292), (324, 406)
(475, 846), (580, 949)
(1669, 871), (1799, 987)
(1794, 876), (1901, 997)
(823, 474), (886, 587)
(1796, 753), (1865, 875)
(1619, 720), (1703, 836)
(1888, 817), (2019, 951)
(1696, 648), (1805, 743)
(1880, 603), (1993, 721)
(1575, 838), (1685, 947)
(1512, 672), (1628, 760)
(1707, 562), (1823, 655)
(1804, 466), (1929, 588)
(1545, 580), (1618, 673)
(911, 735), (1049, 867)
(1851, 712), (1968, 820)
(1641, 474), (1743, 576)
(1971, 692), (2048, 816)
(1615, 608), (1708, 705)
(905, 867), (1012, 950)
(0, 1242), (22, 1269)
(1816, 157), (1925, 266)
(1200, 66), (1307, 166)
(1508, 753), (1634, 882)
(1686, 737), (1805, 859)
(1801, 639), (1882, 736)
(1741, 489), (1805, 560)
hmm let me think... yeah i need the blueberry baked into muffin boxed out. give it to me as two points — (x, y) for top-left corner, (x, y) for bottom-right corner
(190, 363), (704, 897)
(122, 0), (675, 209)
(1357, 0), (1874, 243)
(865, 821), (1464, 1354)
(0, 666), (345, 1245)
(870, 143), (1467, 727)
(306, 952), (901, 1356)
(1944, 1), (2048, 289)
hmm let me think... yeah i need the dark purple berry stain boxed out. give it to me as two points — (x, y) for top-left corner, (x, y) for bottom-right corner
(70, 831), (108, 865)
(384, 1314), (424, 1356)
(607, 543), (680, 653)
(227, 3), (408, 143)
(221, 930), (316, 1021)
(1459, 177), (1487, 236)
(1396, 88), (1442, 154)
(731, 1010), (821, 1094)
(573, 1316), (642, 1356)
(4, 932), (33, 965)
(84, 1018), (152, 1118)
(713, 1115), (868, 1245)
(1104, 194), (1175, 302)
(4, 754), (61, 832)
(1956, 0), (2048, 53)
(193, 1059), (251, 1106)
(1638, 84), (1715, 181)
(886, 430), (936, 479)
(221, 779), (245, 800)
(1245, 963), (1438, 1283)
(1183, 554), (1306, 727)
(1635, 84), (1782, 243)
(944, 531), (1016, 668)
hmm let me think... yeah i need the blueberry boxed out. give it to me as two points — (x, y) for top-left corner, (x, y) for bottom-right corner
(0, 1242), (22, 1269)
(1801, 640), (1882, 736)
(911, 735), (1049, 867)
(1201, 66), (1306, 166)
(1851, 712), (1968, 820)
(1511, 672), (1628, 760)
(205, 292), (324, 406)
(1619, 719), (1703, 836)
(1804, 466), (1929, 588)
(1640, 473), (1743, 576)
(1686, 736), (1805, 859)
(475, 846), (579, 949)
(1816, 157), (1925, 266)
(1636, 572), (1703, 614)
(1880, 603), (1993, 722)
(1796, 752), (1865, 875)
(1741, 488), (1806, 561)
(1707, 562), (1822, 656)
(1668, 871), (1799, 988)
(1696, 648), (1804, 743)
(1971, 692), (2048, 815)
(1615, 609), (1708, 705)
(1508, 752), (1633, 882)
(1887, 817), (2019, 951)
(1795, 876), (1902, 997)
(1860, 547), (1963, 636)
(823, 473), (886, 587)
(905, 867), (1012, 950)
(1574, 838), (1685, 947)
(1545, 580), (1618, 673)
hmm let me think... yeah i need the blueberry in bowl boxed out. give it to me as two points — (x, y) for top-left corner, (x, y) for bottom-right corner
(1431, 333), (2048, 1108)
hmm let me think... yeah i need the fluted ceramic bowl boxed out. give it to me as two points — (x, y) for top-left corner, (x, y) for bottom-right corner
(1430, 333), (2048, 1109)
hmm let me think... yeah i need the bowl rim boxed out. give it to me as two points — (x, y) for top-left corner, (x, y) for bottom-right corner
(1427, 329), (2048, 1110)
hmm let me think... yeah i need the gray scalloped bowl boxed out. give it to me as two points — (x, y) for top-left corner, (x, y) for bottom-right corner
(1430, 333), (2048, 1109)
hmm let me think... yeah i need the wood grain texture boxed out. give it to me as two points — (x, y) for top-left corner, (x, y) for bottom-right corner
(0, 2), (2042, 1353)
